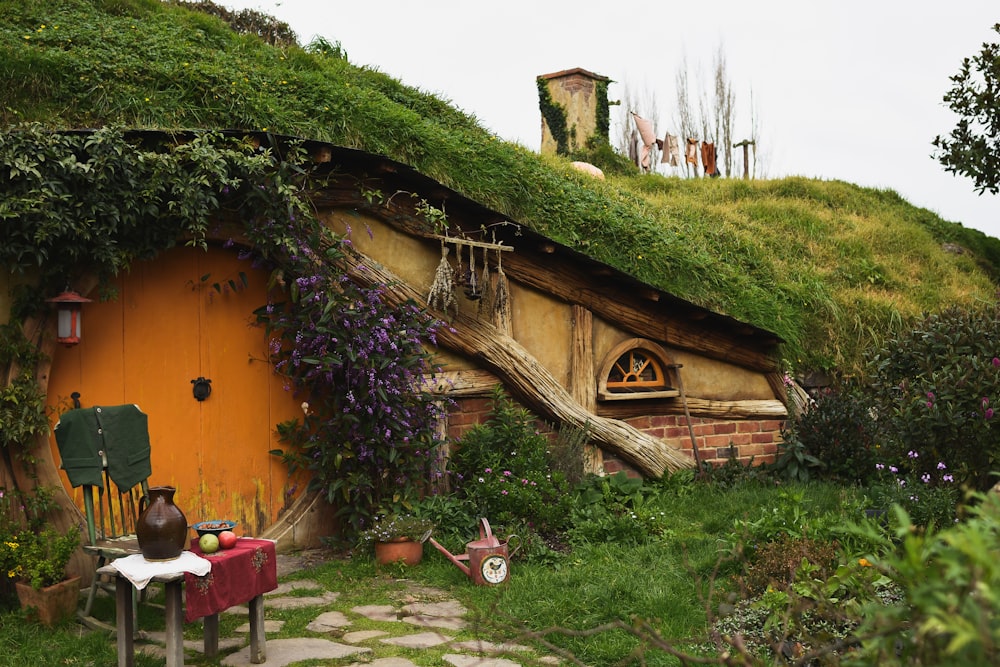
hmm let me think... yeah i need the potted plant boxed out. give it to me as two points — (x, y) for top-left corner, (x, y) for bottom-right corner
(0, 487), (81, 626)
(358, 515), (433, 566)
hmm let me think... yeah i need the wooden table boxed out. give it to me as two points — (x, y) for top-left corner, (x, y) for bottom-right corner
(99, 539), (275, 667)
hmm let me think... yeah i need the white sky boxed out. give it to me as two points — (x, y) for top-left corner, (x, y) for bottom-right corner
(222, 1), (999, 238)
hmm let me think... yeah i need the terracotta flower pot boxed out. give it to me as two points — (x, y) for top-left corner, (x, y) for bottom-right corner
(15, 576), (82, 626)
(374, 538), (423, 566)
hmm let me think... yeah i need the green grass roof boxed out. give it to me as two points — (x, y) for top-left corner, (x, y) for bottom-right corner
(3, 0), (998, 374)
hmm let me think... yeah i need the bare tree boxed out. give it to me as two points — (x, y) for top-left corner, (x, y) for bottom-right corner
(674, 54), (698, 178)
(713, 46), (736, 177)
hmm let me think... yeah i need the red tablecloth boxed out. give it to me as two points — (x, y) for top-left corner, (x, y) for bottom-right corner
(184, 538), (277, 623)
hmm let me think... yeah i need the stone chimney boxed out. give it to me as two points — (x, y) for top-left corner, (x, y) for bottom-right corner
(537, 67), (611, 156)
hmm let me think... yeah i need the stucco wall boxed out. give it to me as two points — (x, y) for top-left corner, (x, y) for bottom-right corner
(592, 314), (774, 401)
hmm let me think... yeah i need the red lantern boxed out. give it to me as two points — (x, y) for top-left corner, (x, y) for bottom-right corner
(46, 290), (92, 346)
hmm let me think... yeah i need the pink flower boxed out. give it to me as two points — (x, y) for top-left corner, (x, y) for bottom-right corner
(993, 357), (1000, 367)
(503, 470), (511, 477)
(501, 490), (508, 495)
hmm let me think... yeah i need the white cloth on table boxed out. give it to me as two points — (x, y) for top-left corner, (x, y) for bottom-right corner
(111, 551), (211, 590)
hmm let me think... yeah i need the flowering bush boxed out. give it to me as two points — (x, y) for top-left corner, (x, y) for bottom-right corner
(247, 192), (448, 534)
(0, 487), (79, 590)
(3, 527), (79, 590)
(786, 383), (879, 485)
(447, 388), (572, 533)
(865, 305), (1000, 490)
(867, 457), (958, 528)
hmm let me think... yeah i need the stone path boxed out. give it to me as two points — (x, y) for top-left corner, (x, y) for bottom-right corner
(130, 551), (559, 666)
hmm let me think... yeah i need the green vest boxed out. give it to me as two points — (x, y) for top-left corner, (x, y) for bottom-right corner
(54, 404), (152, 490)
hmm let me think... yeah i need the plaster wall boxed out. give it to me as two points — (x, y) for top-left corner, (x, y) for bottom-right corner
(592, 314), (774, 401)
(322, 209), (573, 382)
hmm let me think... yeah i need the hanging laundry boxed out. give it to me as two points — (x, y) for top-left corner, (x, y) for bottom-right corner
(662, 133), (681, 166)
(631, 112), (657, 147)
(701, 141), (717, 176)
(685, 138), (699, 166)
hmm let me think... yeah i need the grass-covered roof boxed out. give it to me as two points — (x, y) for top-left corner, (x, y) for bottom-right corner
(3, 0), (998, 374)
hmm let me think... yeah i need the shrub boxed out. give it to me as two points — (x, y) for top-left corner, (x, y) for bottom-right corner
(790, 384), (879, 485)
(743, 534), (840, 596)
(447, 388), (572, 534)
(867, 458), (959, 529)
(850, 495), (1000, 664)
(865, 305), (1000, 490)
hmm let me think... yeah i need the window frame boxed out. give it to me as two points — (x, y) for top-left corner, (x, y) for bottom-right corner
(597, 338), (679, 401)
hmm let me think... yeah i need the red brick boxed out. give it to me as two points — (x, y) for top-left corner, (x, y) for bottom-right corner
(626, 416), (652, 430)
(645, 427), (665, 439)
(650, 415), (678, 427)
(730, 433), (753, 446)
(666, 426), (688, 439)
(751, 432), (775, 444)
(737, 420), (760, 433)
(603, 459), (624, 474)
(713, 422), (737, 435)
(704, 434), (734, 449)
(692, 424), (715, 437)
(759, 420), (783, 432)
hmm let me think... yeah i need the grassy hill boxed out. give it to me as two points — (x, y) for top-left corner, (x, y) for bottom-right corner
(2, 0), (998, 375)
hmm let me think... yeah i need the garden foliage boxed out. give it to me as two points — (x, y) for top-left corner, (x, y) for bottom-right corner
(785, 385), (878, 485)
(865, 305), (1000, 491)
(446, 388), (572, 535)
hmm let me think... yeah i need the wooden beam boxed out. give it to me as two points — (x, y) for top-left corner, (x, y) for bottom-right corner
(343, 251), (692, 476)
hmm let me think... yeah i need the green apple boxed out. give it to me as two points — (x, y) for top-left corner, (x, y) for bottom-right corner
(199, 533), (220, 554)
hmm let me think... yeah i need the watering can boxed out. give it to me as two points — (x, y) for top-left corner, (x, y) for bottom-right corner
(428, 518), (520, 585)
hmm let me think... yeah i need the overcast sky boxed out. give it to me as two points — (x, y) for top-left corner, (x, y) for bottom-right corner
(223, 1), (999, 239)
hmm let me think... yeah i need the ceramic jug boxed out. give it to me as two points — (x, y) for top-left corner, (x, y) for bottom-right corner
(136, 486), (187, 561)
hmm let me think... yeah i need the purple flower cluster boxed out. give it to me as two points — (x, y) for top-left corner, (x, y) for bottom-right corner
(252, 219), (450, 527)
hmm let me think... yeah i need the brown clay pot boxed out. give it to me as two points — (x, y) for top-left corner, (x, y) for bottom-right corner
(374, 538), (423, 566)
(136, 486), (188, 561)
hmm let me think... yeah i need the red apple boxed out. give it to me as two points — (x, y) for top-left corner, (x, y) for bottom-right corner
(218, 530), (238, 550)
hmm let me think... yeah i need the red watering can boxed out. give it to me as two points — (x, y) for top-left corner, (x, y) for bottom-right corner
(428, 518), (520, 585)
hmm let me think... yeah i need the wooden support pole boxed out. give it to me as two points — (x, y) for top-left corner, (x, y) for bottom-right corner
(733, 139), (756, 180)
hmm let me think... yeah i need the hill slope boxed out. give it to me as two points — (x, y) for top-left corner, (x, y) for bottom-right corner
(2, 0), (997, 374)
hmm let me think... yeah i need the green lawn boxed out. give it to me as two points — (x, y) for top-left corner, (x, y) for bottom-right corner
(0, 480), (862, 666)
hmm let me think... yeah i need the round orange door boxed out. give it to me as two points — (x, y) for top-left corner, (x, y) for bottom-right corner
(47, 245), (307, 536)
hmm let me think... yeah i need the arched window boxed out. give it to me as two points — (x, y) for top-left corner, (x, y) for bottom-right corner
(597, 339), (679, 401)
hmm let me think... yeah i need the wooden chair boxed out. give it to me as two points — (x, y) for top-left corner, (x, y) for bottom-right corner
(54, 404), (152, 634)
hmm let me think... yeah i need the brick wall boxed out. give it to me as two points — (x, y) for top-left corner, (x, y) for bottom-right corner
(446, 397), (783, 479)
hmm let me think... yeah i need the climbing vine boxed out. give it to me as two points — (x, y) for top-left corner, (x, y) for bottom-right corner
(0, 126), (447, 531)
(594, 79), (610, 140)
(537, 77), (569, 155)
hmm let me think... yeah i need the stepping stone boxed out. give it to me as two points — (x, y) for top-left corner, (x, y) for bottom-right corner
(346, 658), (420, 667)
(261, 590), (341, 610)
(402, 614), (467, 630)
(221, 638), (370, 666)
(234, 619), (284, 634)
(443, 654), (523, 667)
(343, 629), (389, 643)
(306, 610), (352, 632)
(380, 631), (453, 648)
(402, 600), (468, 617)
(267, 579), (325, 596)
(352, 604), (399, 622)
(450, 640), (532, 654)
